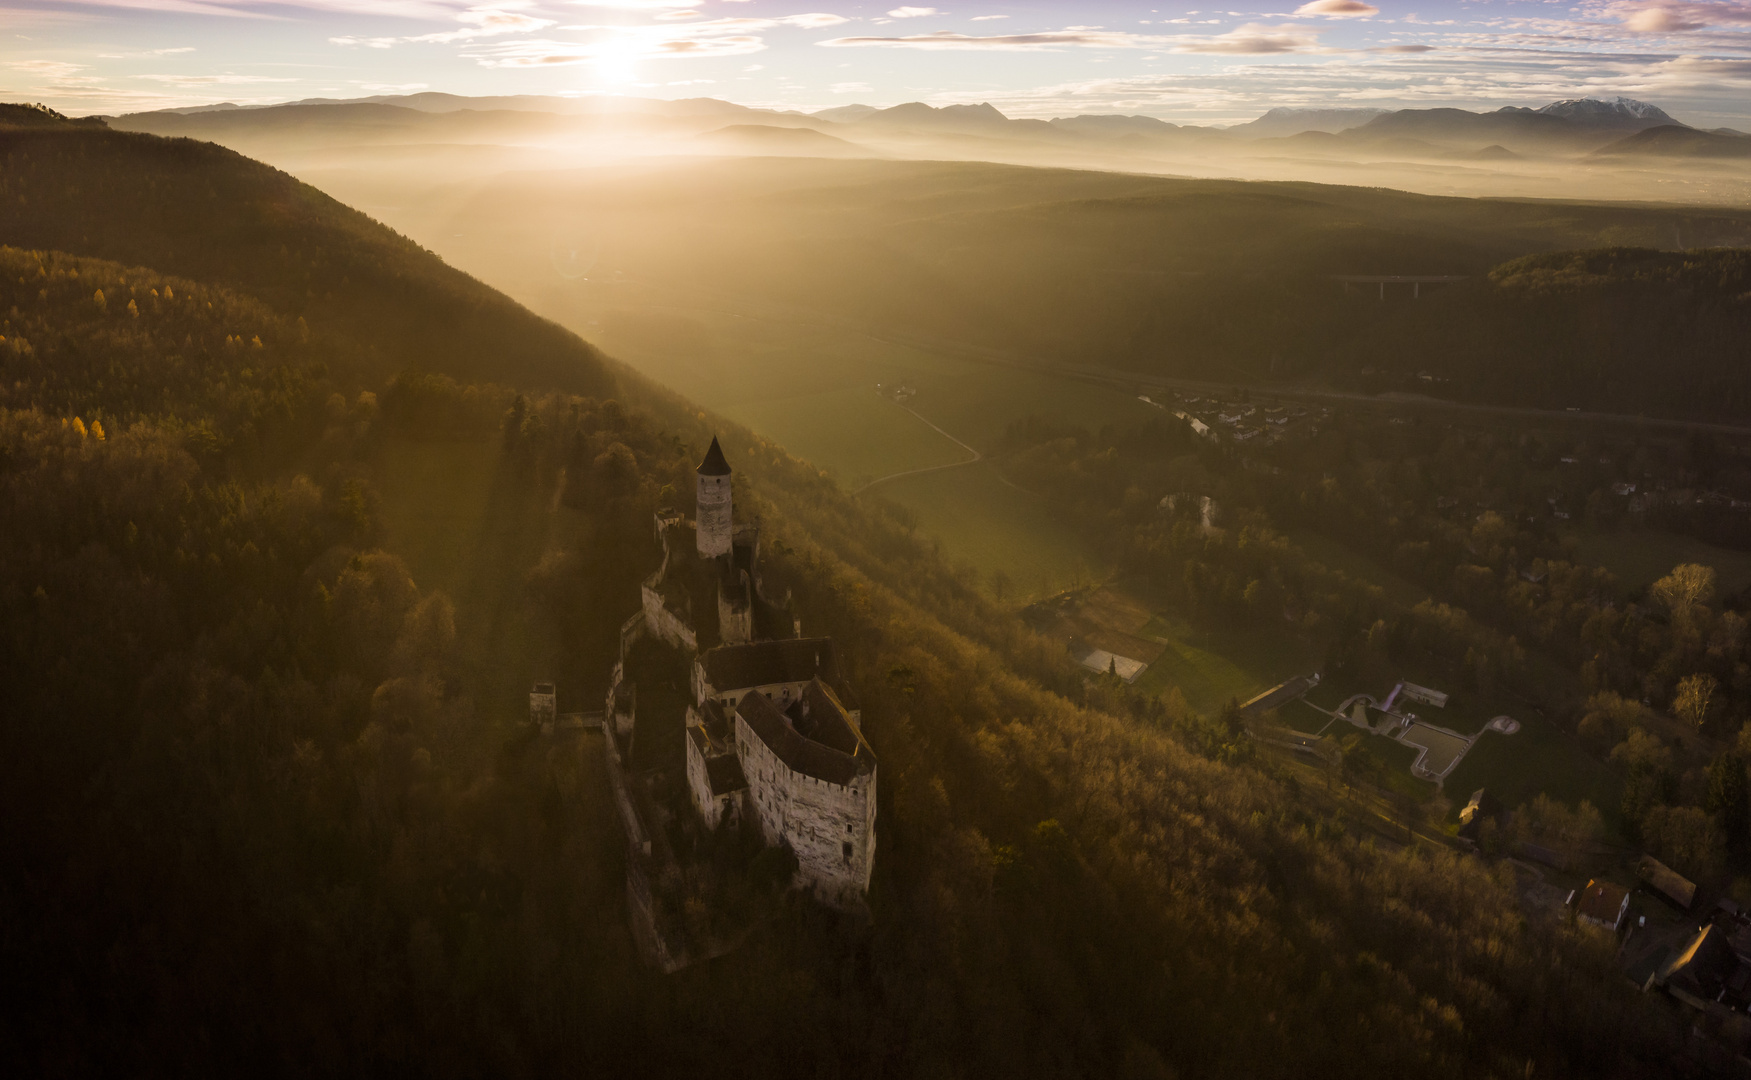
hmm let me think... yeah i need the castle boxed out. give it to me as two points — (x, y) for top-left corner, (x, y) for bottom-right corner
(599, 436), (877, 968)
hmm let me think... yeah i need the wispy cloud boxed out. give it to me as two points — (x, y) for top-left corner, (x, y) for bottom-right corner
(331, 4), (555, 48)
(819, 24), (1327, 55)
(1292, 0), (1379, 18)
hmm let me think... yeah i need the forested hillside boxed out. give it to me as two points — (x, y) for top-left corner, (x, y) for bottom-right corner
(1341, 248), (1751, 418)
(0, 108), (612, 396)
(0, 113), (1728, 1077)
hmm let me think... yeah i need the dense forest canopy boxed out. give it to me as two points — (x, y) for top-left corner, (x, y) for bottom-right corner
(0, 110), (1736, 1077)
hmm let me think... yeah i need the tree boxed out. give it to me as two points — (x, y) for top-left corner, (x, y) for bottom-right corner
(1674, 672), (1719, 731)
(1706, 751), (1751, 855)
(1651, 563), (1716, 618)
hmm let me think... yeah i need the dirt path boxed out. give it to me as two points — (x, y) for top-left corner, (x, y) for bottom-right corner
(853, 396), (983, 495)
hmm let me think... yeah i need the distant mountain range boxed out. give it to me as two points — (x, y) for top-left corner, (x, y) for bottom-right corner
(1593, 124), (1751, 159)
(110, 92), (1736, 162)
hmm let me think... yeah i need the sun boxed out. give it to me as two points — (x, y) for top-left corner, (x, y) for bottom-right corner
(592, 38), (642, 86)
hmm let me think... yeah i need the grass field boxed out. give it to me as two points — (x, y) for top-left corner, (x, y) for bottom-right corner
(879, 460), (1098, 600)
(1131, 609), (1323, 718)
(1446, 715), (1622, 831)
(372, 436), (581, 722)
(728, 386), (965, 487)
(1572, 528), (1751, 597)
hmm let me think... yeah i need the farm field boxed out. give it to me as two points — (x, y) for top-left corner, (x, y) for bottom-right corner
(1572, 528), (1751, 597)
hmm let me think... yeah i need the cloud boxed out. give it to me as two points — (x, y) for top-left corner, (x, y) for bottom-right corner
(819, 24), (1326, 54)
(780, 13), (850, 28)
(26, 0), (463, 18)
(467, 18), (789, 66)
(887, 5), (937, 15)
(969, 14), (1007, 20)
(9, 59), (87, 78)
(135, 72), (299, 85)
(1292, 0), (1378, 17)
(1179, 23), (1324, 53)
(1612, 2), (1751, 32)
(331, 4), (555, 48)
(820, 29), (1158, 51)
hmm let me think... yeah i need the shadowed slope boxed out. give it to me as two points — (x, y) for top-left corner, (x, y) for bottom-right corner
(0, 116), (613, 395)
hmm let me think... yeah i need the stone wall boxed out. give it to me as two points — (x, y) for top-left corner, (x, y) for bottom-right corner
(642, 581), (697, 652)
(736, 713), (875, 908)
(716, 571), (753, 646)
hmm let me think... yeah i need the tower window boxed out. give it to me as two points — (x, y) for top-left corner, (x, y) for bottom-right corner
(842, 841), (853, 862)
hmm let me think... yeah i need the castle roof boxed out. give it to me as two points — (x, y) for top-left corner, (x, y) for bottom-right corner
(697, 436), (731, 477)
(737, 678), (874, 786)
(702, 638), (839, 697)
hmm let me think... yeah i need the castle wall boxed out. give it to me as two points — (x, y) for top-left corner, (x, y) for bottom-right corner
(716, 573), (753, 647)
(735, 713), (876, 909)
(685, 725), (725, 831)
(700, 675), (816, 718)
(642, 582), (697, 652)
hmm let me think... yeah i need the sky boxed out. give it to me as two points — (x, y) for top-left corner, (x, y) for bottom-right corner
(5, 0), (1751, 126)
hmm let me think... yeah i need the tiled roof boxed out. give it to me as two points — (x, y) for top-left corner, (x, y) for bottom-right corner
(1576, 879), (1628, 926)
(697, 436), (731, 476)
(738, 679), (874, 786)
(703, 638), (838, 695)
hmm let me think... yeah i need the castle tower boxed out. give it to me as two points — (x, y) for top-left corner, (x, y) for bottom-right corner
(696, 435), (732, 558)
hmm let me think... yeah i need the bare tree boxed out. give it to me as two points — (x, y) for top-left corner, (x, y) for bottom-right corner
(1675, 673), (1719, 731)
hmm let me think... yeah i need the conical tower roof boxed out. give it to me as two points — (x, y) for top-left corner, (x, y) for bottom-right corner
(697, 435), (731, 476)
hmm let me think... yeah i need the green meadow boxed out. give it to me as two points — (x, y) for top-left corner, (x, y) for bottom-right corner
(1572, 527), (1751, 597)
(1132, 610), (1323, 718)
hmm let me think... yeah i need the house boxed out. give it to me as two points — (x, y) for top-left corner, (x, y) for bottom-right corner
(1400, 682), (1449, 709)
(1651, 925), (1750, 1009)
(1456, 788), (1503, 846)
(1637, 854), (1698, 910)
(1575, 879), (1631, 932)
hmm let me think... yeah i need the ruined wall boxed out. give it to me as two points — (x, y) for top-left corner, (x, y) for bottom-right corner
(736, 714), (875, 909)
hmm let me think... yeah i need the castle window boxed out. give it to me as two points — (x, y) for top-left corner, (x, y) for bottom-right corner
(842, 841), (853, 862)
